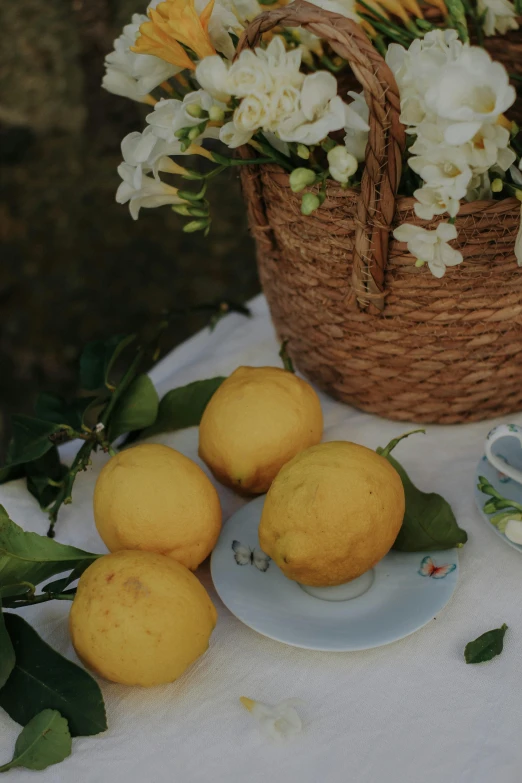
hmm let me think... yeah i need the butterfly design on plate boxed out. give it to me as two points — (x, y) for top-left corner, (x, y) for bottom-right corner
(232, 540), (271, 572)
(418, 556), (456, 579)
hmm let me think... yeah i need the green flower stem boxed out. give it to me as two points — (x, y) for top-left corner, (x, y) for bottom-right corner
(46, 440), (94, 537)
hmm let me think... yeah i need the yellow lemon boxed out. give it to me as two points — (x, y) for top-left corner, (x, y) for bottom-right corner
(259, 441), (405, 586)
(198, 366), (323, 494)
(93, 443), (221, 570)
(70, 550), (217, 686)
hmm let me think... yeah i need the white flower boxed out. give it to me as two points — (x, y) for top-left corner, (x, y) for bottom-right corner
(327, 146), (358, 183)
(424, 48), (516, 144)
(240, 697), (304, 742)
(511, 163), (522, 186)
(195, 56), (231, 102)
(477, 0), (519, 36)
(278, 71), (346, 145)
(409, 149), (472, 199)
(120, 127), (197, 184)
(146, 92), (224, 142)
(227, 50), (276, 97)
(343, 91), (370, 162)
(219, 0), (261, 25)
(234, 93), (271, 132)
(266, 84), (302, 131)
(413, 185), (461, 220)
(515, 205), (522, 267)
(393, 222), (463, 278)
(116, 164), (185, 220)
(219, 120), (253, 148)
(102, 14), (179, 101)
(255, 36), (304, 88)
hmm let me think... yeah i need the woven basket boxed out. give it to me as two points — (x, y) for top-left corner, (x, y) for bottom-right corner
(237, 0), (522, 424)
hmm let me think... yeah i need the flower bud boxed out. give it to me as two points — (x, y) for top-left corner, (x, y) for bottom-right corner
(208, 105), (225, 123)
(301, 193), (321, 216)
(414, 258), (426, 268)
(186, 103), (205, 119)
(297, 144), (310, 160)
(491, 178), (503, 193)
(183, 218), (210, 233)
(327, 146), (358, 184)
(289, 167), (317, 193)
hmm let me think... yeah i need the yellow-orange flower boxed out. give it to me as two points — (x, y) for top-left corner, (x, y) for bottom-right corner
(132, 0), (216, 71)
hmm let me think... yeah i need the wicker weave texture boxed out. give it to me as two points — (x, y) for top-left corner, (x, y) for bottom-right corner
(238, 2), (522, 424)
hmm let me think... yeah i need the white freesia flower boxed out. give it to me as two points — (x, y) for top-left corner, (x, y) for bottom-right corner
(256, 36), (303, 87)
(219, 121), (254, 148)
(328, 146), (358, 183)
(116, 164), (185, 220)
(219, 0), (261, 25)
(394, 222), (463, 278)
(477, 0), (519, 36)
(240, 697), (304, 742)
(424, 48), (516, 144)
(120, 127), (199, 183)
(102, 14), (179, 101)
(267, 84), (302, 131)
(409, 149), (472, 199)
(278, 71), (346, 145)
(195, 56), (231, 102)
(515, 206), (522, 267)
(234, 93), (271, 132)
(413, 185), (461, 220)
(343, 91), (370, 162)
(227, 51), (276, 97)
(511, 163), (522, 186)
(146, 92), (224, 142)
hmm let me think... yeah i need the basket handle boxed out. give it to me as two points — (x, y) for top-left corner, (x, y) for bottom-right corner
(237, 0), (405, 312)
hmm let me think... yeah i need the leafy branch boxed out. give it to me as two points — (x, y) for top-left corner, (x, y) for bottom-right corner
(0, 301), (250, 536)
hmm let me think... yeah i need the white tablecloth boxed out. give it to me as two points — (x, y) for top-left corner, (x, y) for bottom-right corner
(2, 295), (521, 783)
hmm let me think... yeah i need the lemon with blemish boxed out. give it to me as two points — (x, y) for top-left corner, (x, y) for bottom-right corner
(69, 550), (217, 686)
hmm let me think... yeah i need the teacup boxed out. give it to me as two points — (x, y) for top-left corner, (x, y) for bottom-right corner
(485, 423), (522, 484)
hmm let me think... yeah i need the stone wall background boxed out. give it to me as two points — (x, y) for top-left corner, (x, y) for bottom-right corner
(0, 0), (259, 454)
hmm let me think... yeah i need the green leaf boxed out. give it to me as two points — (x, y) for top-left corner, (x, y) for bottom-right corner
(1, 614), (107, 736)
(41, 562), (90, 594)
(376, 449), (468, 551)
(0, 605), (15, 689)
(0, 506), (99, 589)
(0, 709), (71, 773)
(35, 393), (97, 431)
(0, 463), (25, 486)
(26, 447), (68, 511)
(80, 334), (134, 391)
(464, 624), (508, 664)
(141, 376), (225, 439)
(108, 374), (159, 441)
(6, 416), (63, 467)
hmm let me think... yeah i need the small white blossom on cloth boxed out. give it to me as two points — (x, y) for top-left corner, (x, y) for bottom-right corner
(240, 697), (304, 742)
(477, 0), (519, 37)
(393, 222), (463, 279)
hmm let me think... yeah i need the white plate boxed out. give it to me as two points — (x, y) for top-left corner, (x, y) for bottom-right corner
(211, 496), (459, 651)
(475, 441), (522, 553)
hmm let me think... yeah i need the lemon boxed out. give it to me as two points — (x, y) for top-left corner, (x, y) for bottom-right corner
(259, 441), (405, 586)
(198, 366), (323, 494)
(70, 550), (217, 686)
(93, 443), (221, 570)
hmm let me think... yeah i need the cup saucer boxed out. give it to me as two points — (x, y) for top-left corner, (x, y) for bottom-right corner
(475, 439), (522, 554)
(210, 496), (459, 652)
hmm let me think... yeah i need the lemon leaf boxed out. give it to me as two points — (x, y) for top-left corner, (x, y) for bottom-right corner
(0, 614), (107, 737)
(141, 377), (226, 439)
(0, 709), (71, 773)
(464, 624), (508, 664)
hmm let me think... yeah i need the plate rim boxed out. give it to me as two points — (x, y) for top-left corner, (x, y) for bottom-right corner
(211, 497), (459, 652)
